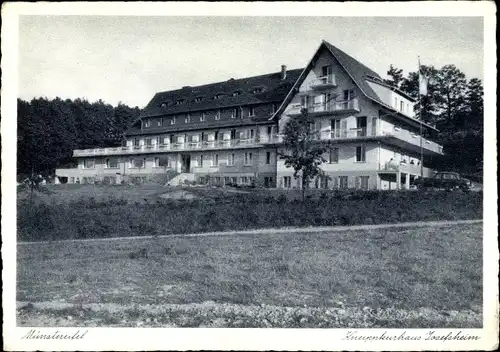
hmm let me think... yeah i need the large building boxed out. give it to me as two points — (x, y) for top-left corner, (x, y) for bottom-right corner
(56, 40), (444, 190)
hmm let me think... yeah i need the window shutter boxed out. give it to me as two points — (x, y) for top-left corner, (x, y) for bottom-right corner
(341, 120), (347, 137)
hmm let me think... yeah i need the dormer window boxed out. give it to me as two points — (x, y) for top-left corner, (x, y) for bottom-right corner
(144, 119), (151, 127)
(185, 114), (191, 123)
(200, 112), (206, 122)
(213, 94), (224, 100)
(215, 110), (221, 120)
(195, 96), (203, 103)
(248, 106), (255, 117)
(233, 91), (241, 97)
(252, 87), (264, 94)
(170, 116), (176, 125)
(160, 102), (168, 108)
(176, 99), (185, 105)
(158, 119), (163, 127)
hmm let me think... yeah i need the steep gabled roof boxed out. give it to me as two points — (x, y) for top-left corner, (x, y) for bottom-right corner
(137, 68), (303, 121)
(272, 40), (437, 131)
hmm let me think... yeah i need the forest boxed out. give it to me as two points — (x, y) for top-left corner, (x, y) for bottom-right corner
(16, 63), (483, 181)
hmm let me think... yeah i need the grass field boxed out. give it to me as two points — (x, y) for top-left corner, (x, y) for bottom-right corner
(17, 184), (483, 242)
(17, 221), (483, 328)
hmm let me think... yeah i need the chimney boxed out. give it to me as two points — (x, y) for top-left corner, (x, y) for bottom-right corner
(280, 65), (287, 80)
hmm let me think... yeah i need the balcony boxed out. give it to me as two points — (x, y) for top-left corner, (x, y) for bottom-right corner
(73, 139), (264, 157)
(308, 74), (337, 90)
(287, 98), (360, 116)
(380, 129), (443, 155)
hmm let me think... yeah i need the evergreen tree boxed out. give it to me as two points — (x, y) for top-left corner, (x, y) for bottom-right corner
(385, 64), (404, 88)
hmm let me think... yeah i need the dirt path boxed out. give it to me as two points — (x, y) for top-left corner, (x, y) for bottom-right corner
(18, 219), (483, 245)
(16, 300), (481, 328)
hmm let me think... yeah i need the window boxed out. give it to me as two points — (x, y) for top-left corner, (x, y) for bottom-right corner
(157, 119), (163, 127)
(339, 176), (349, 190)
(154, 156), (169, 168)
(215, 110), (221, 120)
(213, 94), (223, 100)
(264, 177), (274, 187)
(253, 87), (263, 94)
(145, 138), (152, 147)
(83, 159), (95, 169)
(231, 108), (236, 119)
(360, 176), (370, 190)
(133, 138), (140, 147)
(266, 151), (271, 164)
(400, 100), (404, 112)
(343, 89), (355, 101)
(329, 147), (339, 163)
(394, 97), (398, 108)
(321, 65), (332, 82)
(248, 106), (255, 117)
(271, 104), (278, 114)
(241, 176), (248, 184)
(145, 119), (151, 127)
(105, 158), (119, 169)
(301, 96), (310, 108)
(231, 177), (237, 184)
(130, 158), (145, 168)
(211, 154), (219, 166)
(176, 99), (184, 105)
(227, 153), (235, 166)
(185, 114), (191, 123)
(195, 97), (203, 103)
(356, 146), (366, 162)
(331, 119), (341, 138)
(200, 112), (206, 122)
(244, 152), (253, 165)
(170, 116), (176, 125)
(283, 176), (292, 189)
(199, 155), (204, 167)
(161, 102), (167, 108)
(233, 91), (241, 97)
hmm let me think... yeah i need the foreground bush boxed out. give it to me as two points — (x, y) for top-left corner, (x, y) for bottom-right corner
(17, 190), (483, 242)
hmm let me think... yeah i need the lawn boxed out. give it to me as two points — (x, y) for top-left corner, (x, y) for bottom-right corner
(17, 222), (483, 328)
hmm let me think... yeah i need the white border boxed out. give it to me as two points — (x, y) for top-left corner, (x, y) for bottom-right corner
(2, 2), (498, 351)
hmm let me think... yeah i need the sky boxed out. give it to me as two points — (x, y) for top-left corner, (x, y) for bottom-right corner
(18, 16), (484, 108)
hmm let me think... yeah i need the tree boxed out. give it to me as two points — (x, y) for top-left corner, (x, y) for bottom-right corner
(464, 78), (484, 130)
(434, 64), (468, 127)
(279, 109), (330, 200)
(385, 64), (404, 88)
(400, 65), (441, 125)
(17, 97), (141, 178)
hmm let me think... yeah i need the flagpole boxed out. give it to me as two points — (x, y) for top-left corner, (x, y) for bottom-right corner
(418, 56), (424, 179)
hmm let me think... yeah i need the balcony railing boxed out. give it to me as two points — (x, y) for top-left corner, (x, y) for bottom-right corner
(380, 129), (443, 155)
(73, 138), (264, 157)
(288, 98), (360, 116)
(72, 124), (443, 157)
(308, 74), (337, 90)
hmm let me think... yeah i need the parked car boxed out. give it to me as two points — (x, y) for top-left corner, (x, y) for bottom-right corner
(414, 172), (473, 191)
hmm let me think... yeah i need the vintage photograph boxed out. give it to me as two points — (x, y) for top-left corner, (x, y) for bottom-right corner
(2, 1), (497, 351)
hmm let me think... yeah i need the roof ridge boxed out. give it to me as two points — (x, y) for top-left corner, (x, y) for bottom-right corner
(154, 67), (304, 96)
(322, 40), (381, 78)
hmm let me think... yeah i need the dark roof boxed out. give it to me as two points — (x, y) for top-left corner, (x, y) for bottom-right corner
(126, 118), (274, 136)
(138, 68), (303, 120)
(273, 40), (437, 131)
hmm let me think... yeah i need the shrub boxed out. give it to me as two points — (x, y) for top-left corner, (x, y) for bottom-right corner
(17, 190), (483, 242)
